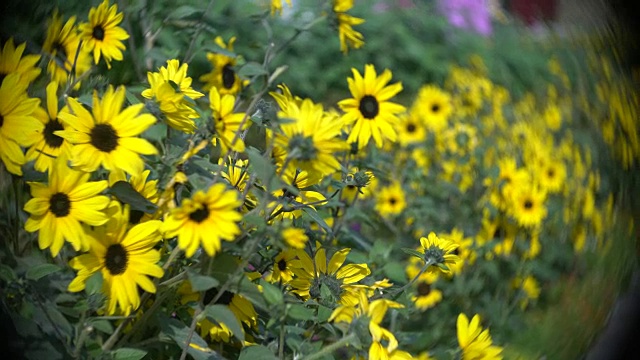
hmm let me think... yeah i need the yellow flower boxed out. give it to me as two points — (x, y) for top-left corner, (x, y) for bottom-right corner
(282, 227), (308, 249)
(411, 273), (442, 311)
(270, 0), (292, 16)
(512, 275), (540, 309)
(109, 169), (159, 224)
(210, 86), (248, 153)
(68, 202), (164, 316)
(200, 36), (246, 95)
(162, 184), (242, 258)
(411, 85), (452, 133)
(457, 313), (503, 360)
(289, 247), (370, 305)
(79, 0), (129, 68)
(544, 104), (562, 131)
(339, 64), (405, 149)
(270, 169), (326, 221)
(0, 73), (43, 175)
(43, 11), (91, 87)
(26, 81), (73, 173)
(396, 113), (426, 147)
(507, 184), (547, 228)
(333, 0), (365, 54)
(375, 181), (406, 218)
(274, 98), (348, 178)
(535, 158), (566, 194)
(267, 249), (297, 284)
(418, 232), (461, 275)
(0, 37), (41, 84)
(56, 85), (158, 176)
(220, 157), (257, 211)
(24, 156), (110, 256)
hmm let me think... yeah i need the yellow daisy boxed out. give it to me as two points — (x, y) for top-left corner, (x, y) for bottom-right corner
(418, 232), (461, 275)
(67, 202), (164, 316)
(56, 85), (158, 176)
(267, 248), (296, 284)
(26, 81), (73, 173)
(270, 169), (326, 221)
(24, 156), (110, 257)
(289, 246), (370, 305)
(281, 227), (308, 249)
(333, 0), (365, 54)
(43, 11), (92, 87)
(457, 313), (503, 360)
(79, 0), (129, 68)
(375, 181), (406, 218)
(219, 157), (257, 211)
(411, 272), (442, 311)
(0, 73), (43, 175)
(109, 168), (159, 224)
(535, 158), (566, 194)
(339, 64), (406, 149)
(508, 184), (547, 228)
(210, 86), (248, 153)
(161, 184), (243, 258)
(411, 85), (452, 133)
(199, 36), (246, 95)
(270, 0), (292, 16)
(0, 37), (41, 84)
(396, 113), (426, 147)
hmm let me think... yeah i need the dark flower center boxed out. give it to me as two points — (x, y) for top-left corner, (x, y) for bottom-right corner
(431, 104), (440, 113)
(407, 123), (416, 133)
(203, 288), (234, 305)
(389, 197), (397, 205)
(277, 259), (287, 271)
(547, 169), (555, 178)
(92, 25), (105, 41)
(524, 200), (533, 209)
(44, 119), (65, 148)
(417, 281), (431, 296)
(359, 95), (379, 119)
(0, 114), (4, 128)
(49, 192), (71, 217)
(90, 124), (119, 152)
(189, 206), (210, 223)
(129, 209), (145, 225)
(222, 64), (235, 89)
(105, 244), (129, 275)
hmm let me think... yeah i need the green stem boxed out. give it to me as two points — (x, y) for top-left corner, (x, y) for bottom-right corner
(300, 333), (357, 360)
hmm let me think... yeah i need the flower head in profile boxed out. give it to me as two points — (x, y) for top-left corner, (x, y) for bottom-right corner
(162, 184), (242, 258)
(270, 168), (326, 221)
(68, 202), (164, 316)
(0, 73), (43, 175)
(340, 167), (375, 205)
(43, 11), (91, 87)
(457, 313), (503, 359)
(142, 59), (203, 133)
(339, 64), (405, 149)
(333, 0), (365, 54)
(209, 86), (248, 153)
(289, 246), (370, 306)
(417, 232), (461, 275)
(24, 156), (110, 257)
(0, 37), (41, 84)
(219, 157), (257, 211)
(200, 36), (246, 95)
(26, 81), (73, 172)
(56, 85), (158, 176)
(79, 0), (129, 68)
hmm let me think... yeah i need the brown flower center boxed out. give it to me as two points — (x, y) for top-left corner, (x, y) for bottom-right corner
(49, 192), (71, 217)
(189, 206), (210, 223)
(44, 119), (65, 148)
(359, 95), (379, 119)
(222, 64), (235, 89)
(90, 124), (119, 152)
(92, 25), (105, 41)
(105, 244), (129, 275)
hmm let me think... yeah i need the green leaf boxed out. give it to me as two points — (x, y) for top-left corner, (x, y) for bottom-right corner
(26, 263), (60, 281)
(109, 181), (158, 214)
(187, 270), (220, 292)
(202, 43), (237, 58)
(317, 305), (333, 323)
(238, 62), (268, 78)
(85, 271), (104, 295)
(287, 304), (314, 321)
(238, 345), (277, 360)
(124, 89), (141, 105)
(167, 5), (202, 19)
(111, 348), (147, 360)
(260, 279), (283, 306)
(90, 319), (114, 335)
(246, 147), (275, 189)
(160, 317), (221, 360)
(302, 207), (332, 234)
(201, 304), (244, 342)
(401, 248), (425, 259)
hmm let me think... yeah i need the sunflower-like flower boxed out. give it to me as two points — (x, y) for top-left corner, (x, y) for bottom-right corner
(408, 270), (442, 311)
(267, 248), (297, 284)
(270, 169), (326, 221)
(339, 64), (405, 149)
(141, 59), (204, 133)
(457, 313), (503, 360)
(67, 202), (164, 316)
(26, 81), (73, 173)
(535, 157), (566, 194)
(396, 113), (426, 147)
(219, 157), (257, 211)
(0, 73), (43, 175)
(274, 98), (348, 178)
(417, 232), (461, 275)
(162, 184), (242, 258)
(289, 246), (370, 306)
(282, 227), (308, 249)
(210, 87), (248, 153)
(109, 169), (159, 224)
(43, 11), (91, 87)
(79, 0), (129, 69)
(270, 83), (302, 115)
(411, 85), (452, 133)
(56, 85), (158, 176)
(507, 184), (547, 228)
(333, 0), (365, 54)
(270, 0), (292, 16)
(375, 181), (406, 218)
(24, 156), (110, 257)
(200, 36), (246, 95)
(0, 38), (41, 84)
